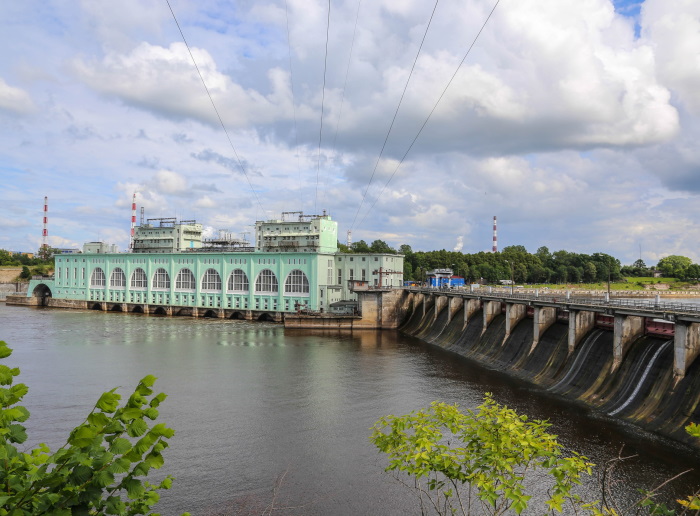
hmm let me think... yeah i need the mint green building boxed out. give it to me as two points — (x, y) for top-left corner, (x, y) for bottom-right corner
(26, 213), (404, 320)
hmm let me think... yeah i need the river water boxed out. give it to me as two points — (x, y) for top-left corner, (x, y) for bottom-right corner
(1, 303), (699, 515)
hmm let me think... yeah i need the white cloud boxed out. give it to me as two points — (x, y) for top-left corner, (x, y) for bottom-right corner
(0, 77), (35, 115)
(643, 0), (700, 115)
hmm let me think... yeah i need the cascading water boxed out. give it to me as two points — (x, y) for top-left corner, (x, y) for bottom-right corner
(608, 340), (672, 416)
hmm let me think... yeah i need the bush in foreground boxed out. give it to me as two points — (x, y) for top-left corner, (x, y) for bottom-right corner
(0, 340), (178, 515)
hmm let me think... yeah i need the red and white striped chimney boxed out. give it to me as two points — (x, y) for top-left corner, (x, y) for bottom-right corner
(129, 192), (137, 252)
(492, 216), (497, 253)
(42, 196), (48, 250)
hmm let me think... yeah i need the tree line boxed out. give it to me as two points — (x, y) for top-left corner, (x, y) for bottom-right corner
(339, 240), (700, 283)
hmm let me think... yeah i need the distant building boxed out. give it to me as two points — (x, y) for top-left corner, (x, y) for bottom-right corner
(83, 242), (118, 254)
(133, 218), (203, 253)
(426, 268), (464, 287)
(27, 212), (404, 316)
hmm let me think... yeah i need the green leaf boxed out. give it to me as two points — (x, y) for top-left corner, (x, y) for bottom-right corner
(109, 437), (132, 455)
(0, 342), (12, 359)
(69, 425), (98, 448)
(124, 478), (146, 499)
(96, 390), (121, 413)
(127, 418), (148, 437)
(8, 423), (27, 444)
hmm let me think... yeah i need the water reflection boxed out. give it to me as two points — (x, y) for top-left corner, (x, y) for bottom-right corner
(0, 304), (698, 514)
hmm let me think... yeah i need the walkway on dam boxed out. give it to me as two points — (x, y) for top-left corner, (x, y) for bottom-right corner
(406, 287), (700, 322)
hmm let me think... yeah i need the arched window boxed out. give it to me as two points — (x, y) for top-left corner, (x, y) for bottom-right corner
(201, 269), (222, 291)
(131, 268), (147, 289)
(284, 269), (309, 295)
(110, 268), (126, 288)
(175, 268), (196, 290)
(255, 269), (278, 294)
(153, 268), (170, 290)
(90, 268), (105, 288)
(227, 269), (249, 292)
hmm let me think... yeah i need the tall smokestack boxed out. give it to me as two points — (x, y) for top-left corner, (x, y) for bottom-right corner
(492, 216), (497, 253)
(129, 192), (137, 252)
(347, 230), (352, 248)
(42, 196), (48, 250)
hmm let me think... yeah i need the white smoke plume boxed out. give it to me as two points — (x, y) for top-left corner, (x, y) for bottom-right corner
(453, 236), (464, 252)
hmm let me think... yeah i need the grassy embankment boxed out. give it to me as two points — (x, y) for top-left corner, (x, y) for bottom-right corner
(526, 277), (699, 291)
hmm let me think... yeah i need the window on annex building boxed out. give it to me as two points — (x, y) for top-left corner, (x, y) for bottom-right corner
(284, 270), (309, 295)
(153, 268), (171, 290)
(201, 268), (222, 291)
(90, 268), (105, 288)
(175, 269), (196, 290)
(255, 269), (278, 294)
(131, 268), (147, 289)
(110, 268), (126, 288)
(227, 269), (249, 292)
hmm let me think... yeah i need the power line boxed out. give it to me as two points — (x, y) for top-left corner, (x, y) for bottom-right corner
(284, 0), (304, 211)
(314, 0), (332, 214)
(165, 0), (267, 217)
(321, 0), (363, 209)
(349, 0), (440, 231)
(357, 0), (501, 229)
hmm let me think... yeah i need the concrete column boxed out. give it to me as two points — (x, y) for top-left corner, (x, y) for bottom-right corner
(504, 303), (527, 344)
(448, 296), (463, 324)
(532, 306), (557, 353)
(674, 321), (700, 381)
(119, 303), (128, 312)
(482, 301), (501, 335)
(568, 310), (595, 354)
(217, 309), (225, 318)
(435, 295), (448, 320)
(191, 307), (199, 318)
(464, 298), (481, 330)
(612, 315), (644, 372)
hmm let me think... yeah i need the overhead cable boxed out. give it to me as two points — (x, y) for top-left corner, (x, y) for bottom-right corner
(321, 0), (363, 209)
(349, 0), (440, 231)
(357, 0), (501, 229)
(284, 0), (304, 211)
(314, 0), (332, 214)
(165, 0), (267, 217)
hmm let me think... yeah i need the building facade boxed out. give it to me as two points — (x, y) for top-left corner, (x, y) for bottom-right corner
(27, 214), (404, 317)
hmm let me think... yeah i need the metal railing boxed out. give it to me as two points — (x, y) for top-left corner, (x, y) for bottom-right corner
(405, 287), (700, 316)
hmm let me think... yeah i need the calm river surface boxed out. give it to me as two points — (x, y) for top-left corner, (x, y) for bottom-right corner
(1, 303), (699, 515)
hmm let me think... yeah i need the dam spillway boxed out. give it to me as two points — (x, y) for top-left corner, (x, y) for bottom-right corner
(399, 289), (700, 447)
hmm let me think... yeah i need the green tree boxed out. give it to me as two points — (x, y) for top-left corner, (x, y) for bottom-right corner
(370, 395), (593, 515)
(583, 262), (597, 283)
(19, 266), (31, 280)
(369, 239), (396, 254)
(657, 255), (692, 278)
(351, 240), (370, 253)
(0, 341), (179, 515)
(399, 244), (413, 256)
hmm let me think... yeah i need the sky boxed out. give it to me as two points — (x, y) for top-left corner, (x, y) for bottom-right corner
(1, 0), (699, 265)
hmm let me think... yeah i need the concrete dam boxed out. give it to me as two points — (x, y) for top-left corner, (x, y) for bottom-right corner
(399, 289), (700, 447)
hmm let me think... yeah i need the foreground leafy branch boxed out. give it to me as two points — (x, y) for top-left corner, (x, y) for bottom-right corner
(370, 394), (594, 515)
(0, 340), (180, 515)
(371, 396), (700, 516)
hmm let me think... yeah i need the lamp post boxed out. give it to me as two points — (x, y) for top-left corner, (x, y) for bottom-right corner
(505, 260), (514, 295)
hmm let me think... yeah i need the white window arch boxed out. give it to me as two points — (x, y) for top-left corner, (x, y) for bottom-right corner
(153, 268), (170, 290)
(227, 269), (249, 292)
(110, 268), (126, 288)
(90, 268), (105, 288)
(175, 268), (196, 290)
(131, 268), (147, 290)
(255, 269), (278, 294)
(284, 269), (309, 295)
(202, 268), (222, 291)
